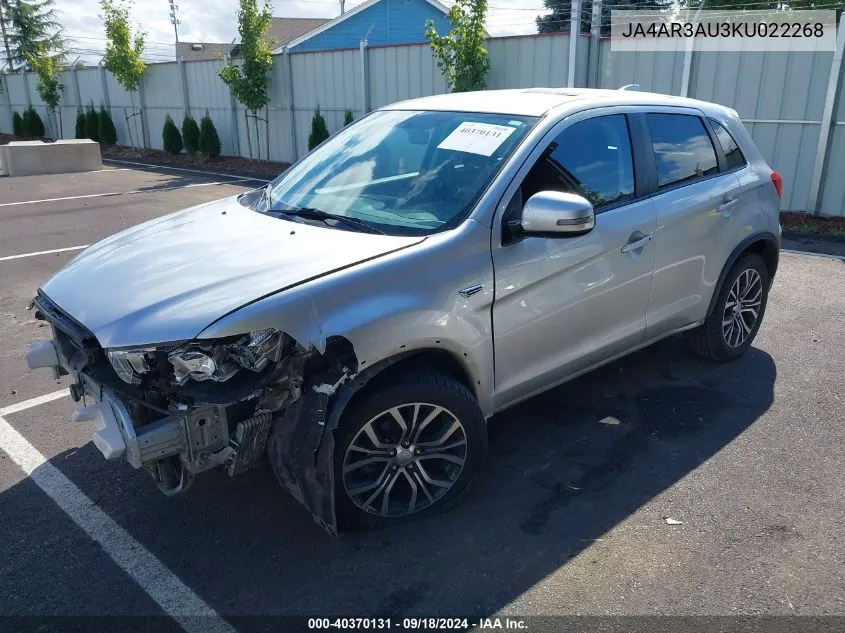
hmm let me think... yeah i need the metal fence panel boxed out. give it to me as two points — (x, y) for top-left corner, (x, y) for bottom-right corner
(0, 78), (13, 134)
(487, 34), (586, 89)
(745, 121), (820, 212)
(837, 71), (845, 124)
(183, 59), (238, 157)
(368, 43), (445, 109)
(58, 70), (78, 140)
(76, 68), (105, 109)
(291, 48), (360, 159)
(138, 63), (182, 151)
(103, 71), (137, 146)
(819, 125), (845, 216)
(4, 73), (28, 128)
(692, 50), (831, 121)
(599, 40), (684, 94)
(263, 60), (293, 164)
(819, 52), (845, 216)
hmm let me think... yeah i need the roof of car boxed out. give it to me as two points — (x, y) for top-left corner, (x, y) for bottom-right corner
(382, 88), (725, 118)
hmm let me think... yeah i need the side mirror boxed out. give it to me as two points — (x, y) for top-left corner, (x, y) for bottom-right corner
(519, 191), (595, 237)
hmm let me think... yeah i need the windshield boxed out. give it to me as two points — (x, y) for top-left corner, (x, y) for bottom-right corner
(268, 110), (536, 236)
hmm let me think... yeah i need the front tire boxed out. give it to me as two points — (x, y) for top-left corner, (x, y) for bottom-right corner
(334, 370), (487, 530)
(685, 253), (770, 362)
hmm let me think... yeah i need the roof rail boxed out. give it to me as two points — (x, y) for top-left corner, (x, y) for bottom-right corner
(619, 84), (640, 91)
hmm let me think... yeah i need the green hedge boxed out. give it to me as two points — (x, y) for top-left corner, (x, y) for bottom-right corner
(85, 104), (99, 142)
(308, 107), (329, 150)
(198, 112), (221, 159)
(22, 107), (44, 139)
(75, 111), (86, 139)
(98, 107), (117, 145)
(162, 114), (183, 154)
(182, 115), (199, 154)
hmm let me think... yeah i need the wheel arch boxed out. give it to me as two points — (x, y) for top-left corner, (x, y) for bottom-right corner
(325, 347), (483, 434)
(706, 231), (779, 317)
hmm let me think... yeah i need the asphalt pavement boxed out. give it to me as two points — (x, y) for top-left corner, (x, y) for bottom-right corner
(0, 163), (843, 630)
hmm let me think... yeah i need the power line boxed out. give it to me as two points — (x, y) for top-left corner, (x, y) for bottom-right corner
(64, 34), (176, 46)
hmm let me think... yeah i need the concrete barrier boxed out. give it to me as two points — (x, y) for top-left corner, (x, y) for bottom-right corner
(0, 139), (102, 177)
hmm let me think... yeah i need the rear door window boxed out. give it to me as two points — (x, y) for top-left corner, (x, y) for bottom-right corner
(646, 113), (719, 189)
(709, 119), (747, 170)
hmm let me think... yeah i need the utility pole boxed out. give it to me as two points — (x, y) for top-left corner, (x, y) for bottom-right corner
(169, 0), (180, 43)
(0, 2), (13, 71)
(340, 0), (345, 15)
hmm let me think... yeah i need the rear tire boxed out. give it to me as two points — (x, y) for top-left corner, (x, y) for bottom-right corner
(334, 370), (487, 530)
(685, 253), (769, 362)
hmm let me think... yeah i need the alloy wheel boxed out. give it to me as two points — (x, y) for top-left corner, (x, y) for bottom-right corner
(342, 403), (468, 517)
(722, 268), (763, 348)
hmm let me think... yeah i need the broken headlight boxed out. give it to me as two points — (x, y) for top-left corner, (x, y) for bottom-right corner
(106, 328), (283, 386)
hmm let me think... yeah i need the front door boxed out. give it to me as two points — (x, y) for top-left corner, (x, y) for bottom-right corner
(491, 111), (657, 410)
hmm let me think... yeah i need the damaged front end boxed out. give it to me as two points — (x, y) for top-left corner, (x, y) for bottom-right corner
(27, 292), (357, 533)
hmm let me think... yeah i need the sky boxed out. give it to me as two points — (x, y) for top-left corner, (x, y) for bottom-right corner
(53, 0), (549, 66)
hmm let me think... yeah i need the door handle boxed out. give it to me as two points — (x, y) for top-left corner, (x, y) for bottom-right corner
(621, 234), (652, 254)
(718, 198), (739, 215)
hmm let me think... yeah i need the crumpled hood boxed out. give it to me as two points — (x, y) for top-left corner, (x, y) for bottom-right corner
(41, 196), (423, 348)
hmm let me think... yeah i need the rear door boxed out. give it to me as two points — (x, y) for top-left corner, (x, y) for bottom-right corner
(641, 110), (744, 339)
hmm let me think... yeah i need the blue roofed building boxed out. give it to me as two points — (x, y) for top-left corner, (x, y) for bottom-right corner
(275, 0), (452, 53)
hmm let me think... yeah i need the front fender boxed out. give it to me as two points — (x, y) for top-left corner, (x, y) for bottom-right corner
(197, 219), (496, 416)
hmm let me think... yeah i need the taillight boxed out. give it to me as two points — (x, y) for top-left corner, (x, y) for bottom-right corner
(770, 171), (783, 200)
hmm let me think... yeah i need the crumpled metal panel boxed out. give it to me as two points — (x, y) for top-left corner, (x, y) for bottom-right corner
(267, 389), (337, 533)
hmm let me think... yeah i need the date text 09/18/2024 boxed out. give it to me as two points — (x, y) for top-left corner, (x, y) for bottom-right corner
(307, 617), (528, 630)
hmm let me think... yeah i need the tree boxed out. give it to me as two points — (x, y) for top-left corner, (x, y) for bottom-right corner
(98, 106), (117, 144)
(425, 0), (489, 93)
(307, 107), (329, 150)
(182, 114), (199, 154)
(344, 110), (354, 126)
(162, 114), (182, 154)
(75, 111), (85, 139)
(537, 0), (673, 36)
(0, 0), (65, 70)
(26, 47), (62, 137)
(100, 0), (146, 148)
(198, 112), (221, 159)
(218, 0), (273, 160)
(85, 102), (99, 141)
(22, 105), (43, 137)
(12, 110), (22, 136)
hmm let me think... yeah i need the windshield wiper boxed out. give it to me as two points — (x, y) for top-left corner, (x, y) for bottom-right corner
(274, 207), (386, 235)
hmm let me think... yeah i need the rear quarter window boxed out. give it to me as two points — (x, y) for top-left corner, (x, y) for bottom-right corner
(709, 119), (747, 170)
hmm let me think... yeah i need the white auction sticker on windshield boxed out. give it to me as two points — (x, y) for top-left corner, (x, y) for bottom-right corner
(437, 122), (517, 157)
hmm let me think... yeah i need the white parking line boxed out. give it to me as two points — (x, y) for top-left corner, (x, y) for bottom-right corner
(0, 401), (236, 633)
(0, 191), (124, 207)
(0, 178), (255, 208)
(0, 245), (89, 262)
(104, 158), (272, 183)
(0, 388), (70, 416)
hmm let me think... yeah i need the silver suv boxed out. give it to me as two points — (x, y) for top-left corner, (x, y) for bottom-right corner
(27, 88), (782, 532)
